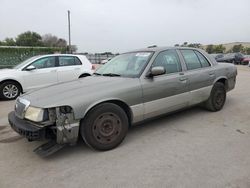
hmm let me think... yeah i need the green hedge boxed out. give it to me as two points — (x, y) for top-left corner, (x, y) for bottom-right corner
(0, 46), (66, 68)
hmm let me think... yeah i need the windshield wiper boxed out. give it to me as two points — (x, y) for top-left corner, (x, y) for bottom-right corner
(93, 72), (102, 76)
(102, 73), (121, 77)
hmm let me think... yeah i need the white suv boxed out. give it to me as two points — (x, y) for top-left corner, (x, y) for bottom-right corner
(0, 54), (94, 100)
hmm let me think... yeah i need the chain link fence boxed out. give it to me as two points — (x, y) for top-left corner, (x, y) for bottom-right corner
(0, 46), (66, 68)
(0, 46), (118, 68)
(77, 53), (118, 64)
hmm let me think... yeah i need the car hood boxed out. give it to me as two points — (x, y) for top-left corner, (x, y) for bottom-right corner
(22, 76), (141, 108)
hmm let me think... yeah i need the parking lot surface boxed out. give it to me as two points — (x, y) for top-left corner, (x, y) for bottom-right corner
(0, 66), (250, 188)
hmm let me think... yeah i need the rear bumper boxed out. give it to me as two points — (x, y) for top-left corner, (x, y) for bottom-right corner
(8, 111), (46, 141)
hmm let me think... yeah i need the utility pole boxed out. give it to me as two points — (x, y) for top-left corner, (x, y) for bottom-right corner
(67, 10), (71, 53)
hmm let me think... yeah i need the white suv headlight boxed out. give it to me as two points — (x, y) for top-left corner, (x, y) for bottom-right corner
(25, 106), (45, 122)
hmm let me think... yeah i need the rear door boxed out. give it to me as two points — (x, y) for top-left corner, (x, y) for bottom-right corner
(56, 56), (83, 83)
(22, 56), (58, 90)
(179, 49), (215, 105)
(140, 49), (189, 119)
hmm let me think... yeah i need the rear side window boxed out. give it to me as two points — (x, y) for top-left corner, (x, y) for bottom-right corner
(74, 57), (82, 65)
(195, 51), (210, 68)
(152, 50), (182, 74)
(59, 56), (82, 66)
(180, 50), (201, 70)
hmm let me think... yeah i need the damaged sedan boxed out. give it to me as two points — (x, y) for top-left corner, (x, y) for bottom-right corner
(8, 47), (237, 156)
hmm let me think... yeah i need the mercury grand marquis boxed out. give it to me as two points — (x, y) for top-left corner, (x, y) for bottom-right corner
(8, 47), (237, 155)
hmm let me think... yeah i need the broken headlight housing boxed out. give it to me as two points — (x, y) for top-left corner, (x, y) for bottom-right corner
(25, 106), (48, 122)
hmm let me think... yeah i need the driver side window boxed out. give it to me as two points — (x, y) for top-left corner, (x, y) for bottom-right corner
(31, 57), (56, 69)
(152, 50), (182, 74)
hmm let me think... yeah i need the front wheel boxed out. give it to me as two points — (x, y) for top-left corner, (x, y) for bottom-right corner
(204, 82), (226, 112)
(0, 81), (21, 100)
(80, 103), (129, 151)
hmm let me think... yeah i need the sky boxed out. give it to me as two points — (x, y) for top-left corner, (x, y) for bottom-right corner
(0, 0), (249, 53)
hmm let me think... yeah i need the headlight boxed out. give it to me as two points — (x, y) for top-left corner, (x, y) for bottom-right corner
(25, 106), (45, 122)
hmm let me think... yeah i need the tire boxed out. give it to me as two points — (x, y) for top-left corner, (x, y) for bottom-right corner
(204, 82), (226, 112)
(0, 81), (21, 100)
(79, 74), (90, 78)
(80, 103), (129, 151)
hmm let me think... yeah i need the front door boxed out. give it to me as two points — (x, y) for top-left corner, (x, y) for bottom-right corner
(22, 56), (58, 91)
(140, 49), (189, 120)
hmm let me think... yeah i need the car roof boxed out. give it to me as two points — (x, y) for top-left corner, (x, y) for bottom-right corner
(34, 54), (84, 58)
(126, 46), (202, 53)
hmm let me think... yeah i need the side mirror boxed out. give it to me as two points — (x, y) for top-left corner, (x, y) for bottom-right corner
(147, 66), (166, 77)
(25, 65), (36, 71)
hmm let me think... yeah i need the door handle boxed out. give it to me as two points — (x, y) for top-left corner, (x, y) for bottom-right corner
(50, 70), (57, 72)
(209, 72), (215, 76)
(179, 77), (187, 82)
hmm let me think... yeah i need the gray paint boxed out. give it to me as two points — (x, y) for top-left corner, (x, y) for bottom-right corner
(20, 47), (237, 124)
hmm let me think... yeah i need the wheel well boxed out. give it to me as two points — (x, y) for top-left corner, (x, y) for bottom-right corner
(86, 100), (133, 126)
(216, 78), (228, 90)
(79, 73), (91, 78)
(0, 79), (23, 93)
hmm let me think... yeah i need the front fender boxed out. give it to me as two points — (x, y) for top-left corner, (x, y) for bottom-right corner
(82, 97), (131, 118)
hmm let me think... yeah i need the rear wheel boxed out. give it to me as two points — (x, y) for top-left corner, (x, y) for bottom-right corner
(204, 82), (226, 112)
(0, 81), (21, 100)
(80, 103), (129, 151)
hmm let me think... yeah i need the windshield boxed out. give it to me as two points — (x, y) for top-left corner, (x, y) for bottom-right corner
(13, 56), (39, 69)
(95, 52), (153, 77)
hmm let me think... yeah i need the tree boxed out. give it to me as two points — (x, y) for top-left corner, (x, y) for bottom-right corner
(174, 44), (180, 47)
(42, 34), (58, 47)
(187, 43), (201, 48)
(205, 44), (225, 54)
(4, 38), (16, 46)
(231, 44), (244, 53)
(42, 34), (67, 47)
(243, 47), (250, 54)
(213, 44), (225, 53)
(16, 31), (43, 46)
(206, 45), (214, 54)
(181, 42), (188, 47)
(56, 38), (67, 47)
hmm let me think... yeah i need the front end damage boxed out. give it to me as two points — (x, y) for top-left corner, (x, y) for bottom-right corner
(34, 107), (80, 157)
(54, 107), (79, 145)
(8, 98), (81, 156)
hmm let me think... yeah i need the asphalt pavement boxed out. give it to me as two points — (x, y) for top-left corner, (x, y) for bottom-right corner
(0, 66), (250, 188)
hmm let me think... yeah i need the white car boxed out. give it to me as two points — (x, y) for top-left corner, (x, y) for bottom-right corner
(0, 54), (94, 100)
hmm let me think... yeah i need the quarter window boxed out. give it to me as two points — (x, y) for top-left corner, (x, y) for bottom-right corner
(59, 56), (82, 66)
(31, 57), (56, 69)
(74, 57), (82, 65)
(152, 50), (182, 74)
(195, 51), (210, 67)
(180, 50), (201, 70)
